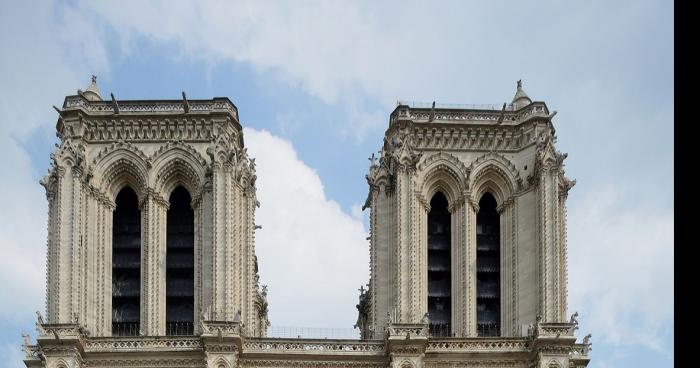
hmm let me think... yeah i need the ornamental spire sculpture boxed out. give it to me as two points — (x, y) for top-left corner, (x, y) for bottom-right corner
(512, 79), (532, 109)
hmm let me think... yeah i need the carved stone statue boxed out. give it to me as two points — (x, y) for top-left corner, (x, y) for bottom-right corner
(354, 285), (371, 339)
(569, 311), (579, 325)
(421, 312), (430, 325)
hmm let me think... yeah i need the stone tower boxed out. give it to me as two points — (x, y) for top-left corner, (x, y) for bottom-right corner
(24, 77), (269, 368)
(357, 80), (581, 356)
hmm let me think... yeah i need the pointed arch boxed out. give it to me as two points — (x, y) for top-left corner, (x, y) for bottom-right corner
(418, 152), (469, 208)
(469, 152), (521, 206)
(150, 142), (207, 200)
(92, 143), (150, 202)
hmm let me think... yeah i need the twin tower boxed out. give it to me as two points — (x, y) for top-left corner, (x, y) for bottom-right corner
(23, 78), (589, 368)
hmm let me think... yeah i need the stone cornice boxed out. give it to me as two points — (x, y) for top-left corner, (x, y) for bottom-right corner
(57, 95), (242, 145)
(390, 102), (549, 125)
(62, 95), (239, 121)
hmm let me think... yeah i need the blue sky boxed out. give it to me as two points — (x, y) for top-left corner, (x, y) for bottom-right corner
(0, 1), (672, 367)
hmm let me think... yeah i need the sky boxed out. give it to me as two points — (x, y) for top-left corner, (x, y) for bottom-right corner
(0, 1), (673, 367)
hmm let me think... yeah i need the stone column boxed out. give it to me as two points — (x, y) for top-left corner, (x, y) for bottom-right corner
(192, 191), (205, 335)
(537, 167), (567, 322)
(465, 196), (478, 337)
(498, 197), (517, 336)
(97, 198), (114, 336)
(141, 190), (169, 335)
(447, 197), (462, 337)
(44, 162), (89, 325)
(414, 193), (429, 329)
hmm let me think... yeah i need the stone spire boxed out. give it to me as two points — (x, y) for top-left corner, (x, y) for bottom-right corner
(511, 79), (532, 109)
(81, 75), (103, 101)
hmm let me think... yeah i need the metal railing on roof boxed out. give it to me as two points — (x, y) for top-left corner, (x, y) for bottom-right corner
(397, 101), (515, 111)
(266, 326), (361, 339)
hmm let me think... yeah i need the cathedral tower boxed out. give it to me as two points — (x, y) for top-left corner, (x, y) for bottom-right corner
(360, 81), (576, 340)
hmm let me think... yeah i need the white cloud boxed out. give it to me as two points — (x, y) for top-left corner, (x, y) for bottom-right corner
(244, 128), (369, 329)
(568, 186), (673, 353)
(0, 0), (109, 320)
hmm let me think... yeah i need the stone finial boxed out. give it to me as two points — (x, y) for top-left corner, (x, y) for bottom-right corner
(517, 79), (522, 89)
(81, 75), (103, 101)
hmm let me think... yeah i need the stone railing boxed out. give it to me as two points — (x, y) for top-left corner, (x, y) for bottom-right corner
(84, 336), (202, 352)
(425, 338), (531, 353)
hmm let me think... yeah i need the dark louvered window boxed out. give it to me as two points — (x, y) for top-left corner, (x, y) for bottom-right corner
(166, 186), (194, 335)
(428, 192), (451, 337)
(476, 193), (500, 336)
(112, 187), (141, 336)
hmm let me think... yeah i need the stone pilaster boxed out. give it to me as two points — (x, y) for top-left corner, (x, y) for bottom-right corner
(447, 195), (468, 337)
(498, 197), (518, 336)
(465, 196), (479, 337)
(35, 323), (86, 368)
(201, 320), (242, 368)
(532, 322), (579, 368)
(537, 166), (567, 323)
(141, 190), (169, 335)
(96, 198), (114, 336)
(385, 322), (428, 368)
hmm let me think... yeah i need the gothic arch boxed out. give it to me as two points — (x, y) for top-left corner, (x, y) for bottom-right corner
(149, 142), (207, 200)
(52, 139), (85, 168)
(212, 357), (231, 368)
(469, 152), (521, 206)
(418, 152), (469, 208)
(92, 143), (150, 202)
(51, 360), (69, 368)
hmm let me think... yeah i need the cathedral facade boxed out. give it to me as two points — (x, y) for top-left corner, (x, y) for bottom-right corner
(22, 78), (591, 368)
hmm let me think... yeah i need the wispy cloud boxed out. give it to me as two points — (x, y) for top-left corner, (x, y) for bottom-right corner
(568, 185), (673, 353)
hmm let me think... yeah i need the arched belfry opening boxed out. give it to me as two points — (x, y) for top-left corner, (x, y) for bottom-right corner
(166, 186), (195, 335)
(427, 191), (451, 337)
(476, 192), (500, 336)
(112, 187), (141, 336)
